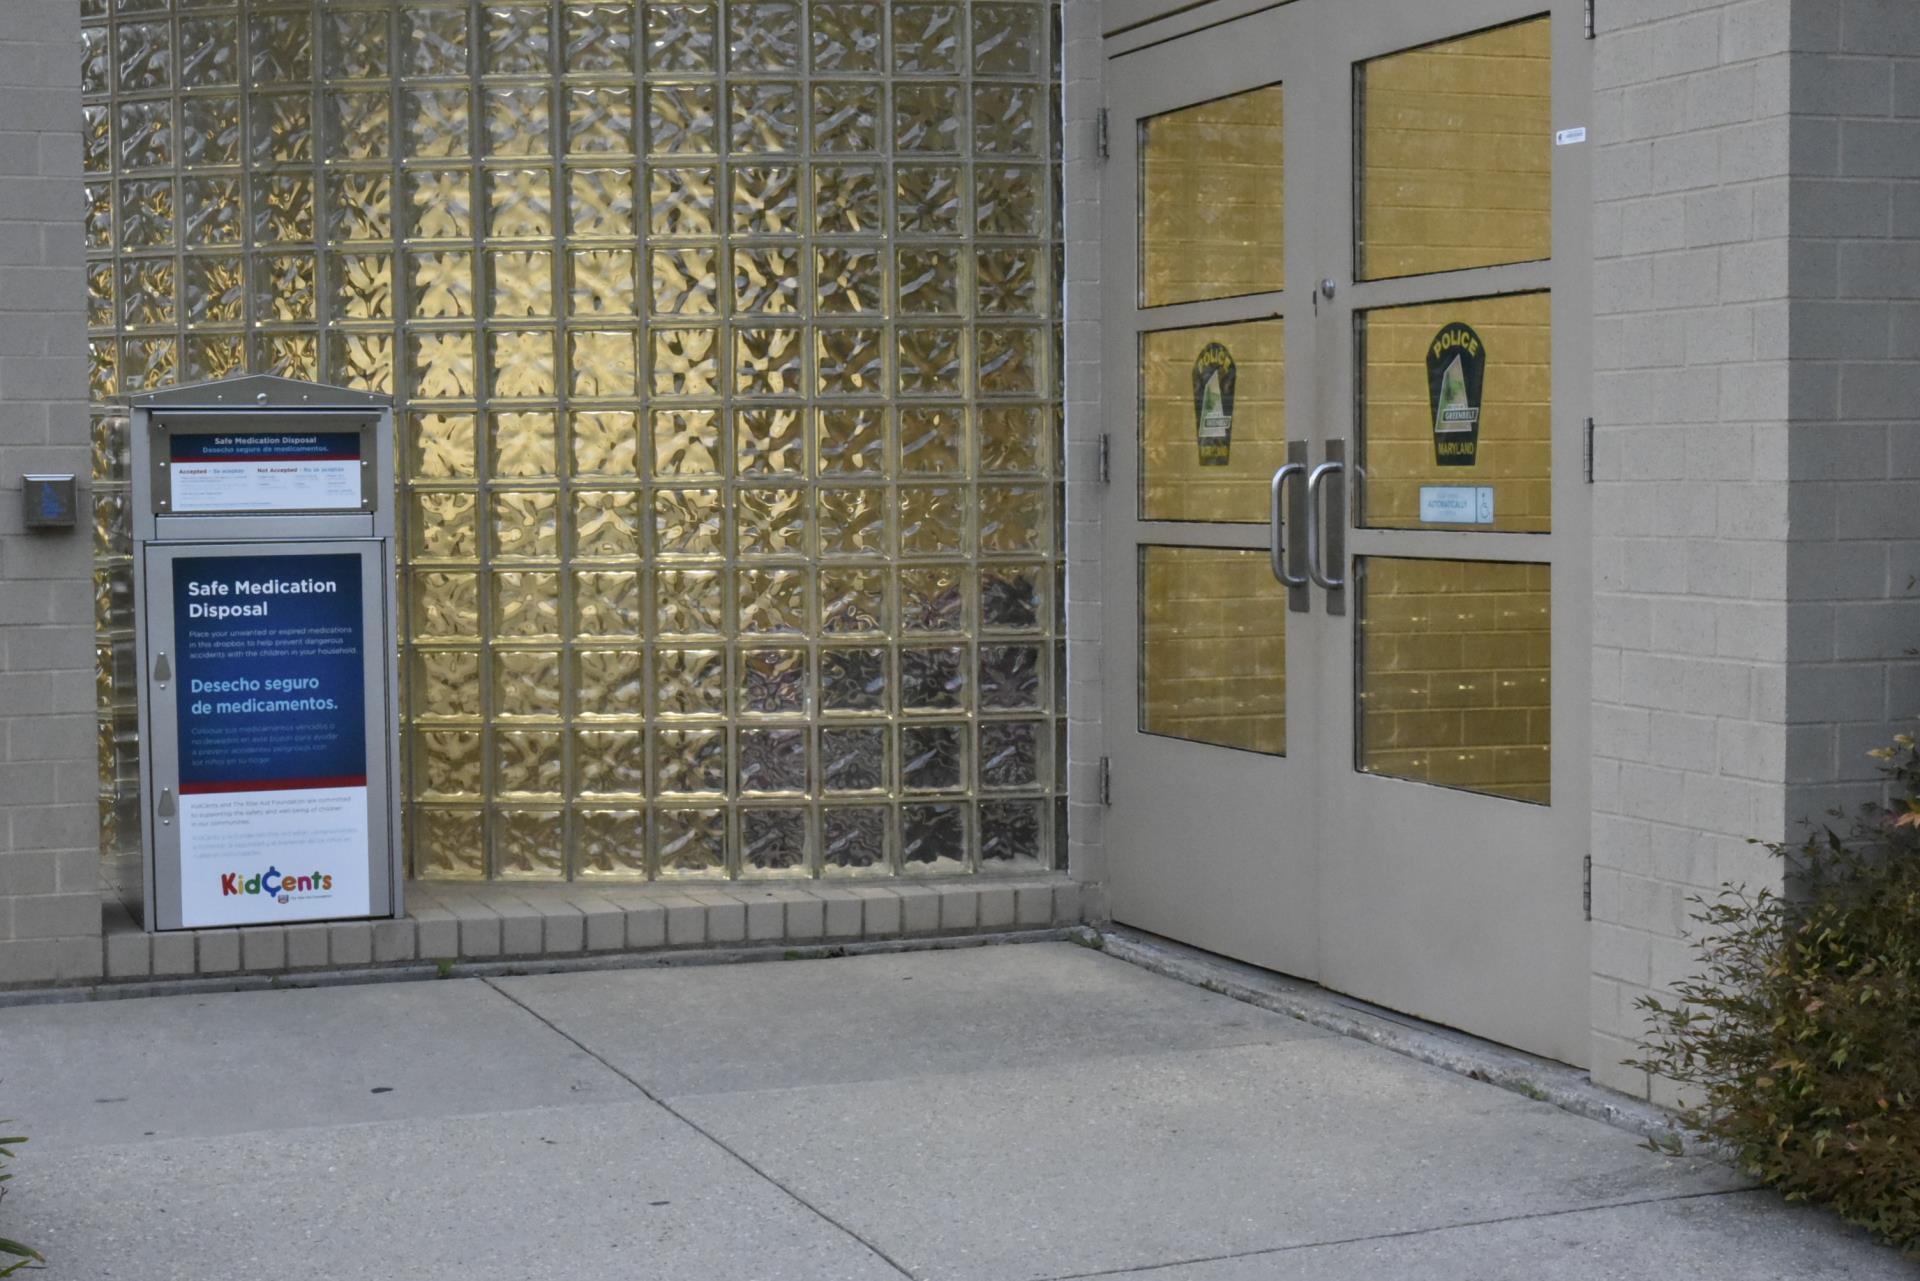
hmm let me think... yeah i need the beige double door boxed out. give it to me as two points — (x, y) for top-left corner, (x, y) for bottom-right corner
(1101, 0), (1592, 1064)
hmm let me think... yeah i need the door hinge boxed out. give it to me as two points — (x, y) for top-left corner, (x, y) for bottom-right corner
(1584, 0), (1596, 39)
(1096, 432), (1111, 484)
(1096, 107), (1110, 161)
(1097, 756), (1112, 807)
(1583, 417), (1596, 484)
(1583, 855), (1593, 921)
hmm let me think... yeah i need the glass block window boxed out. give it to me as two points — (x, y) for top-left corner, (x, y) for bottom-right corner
(87, 0), (1065, 881)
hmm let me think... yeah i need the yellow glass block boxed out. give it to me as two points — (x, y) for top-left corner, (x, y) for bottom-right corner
(483, 85), (552, 158)
(409, 331), (476, 399)
(495, 808), (566, 878)
(491, 411), (558, 478)
(734, 244), (802, 313)
(738, 567), (807, 633)
(491, 570), (562, 640)
(572, 411), (640, 477)
(735, 328), (805, 397)
(656, 648), (726, 717)
(409, 169), (473, 240)
(409, 250), (474, 319)
(573, 489), (642, 558)
(651, 248), (720, 316)
(494, 649), (564, 719)
(738, 487), (808, 556)
(570, 329), (638, 397)
(410, 571), (481, 640)
(650, 327), (720, 396)
(899, 485), (967, 556)
(1357, 18), (1551, 281)
(575, 737), (647, 800)
(410, 492), (480, 561)
(736, 407), (805, 475)
(491, 490), (561, 560)
(655, 806), (727, 877)
(651, 410), (721, 476)
(741, 647), (808, 715)
(414, 807), (486, 880)
(574, 570), (643, 637)
(331, 332), (395, 394)
(569, 167), (637, 238)
(818, 407), (886, 475)
(413, 729), (483, 800)
(821, 566), (887, 633)
(1141, 84), (1282, 307)
(657, 728), (727, 795)
(488, 249), (554, 318)
(979, 484), (1044, 554)
(1358, 292), (1551, 533)
(411, 413), (477, 480)
(568, 248), (637, 316)
(1139, 547), (1286, 755)
(576, 649), (647, 719)
(495, 728), (564, 798)
(490, 329), (558, 398)
(405, 87), (471, 159)
(899, 405), (961, 474)
(414, 648), (485, 720)
(654, 487), (725, 558)
(576, 808), (648, 877)
(655, 569), (725, 637)
(488, 167), (554, 237)
(817, 486), (888, 557)
(1357, 558), (1551, 804)
(1140, 318), (1285, 524)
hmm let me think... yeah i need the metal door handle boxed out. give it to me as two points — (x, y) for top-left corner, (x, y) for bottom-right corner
(1306, 460), (1345, 590)
(1268, 463), (1307, 587)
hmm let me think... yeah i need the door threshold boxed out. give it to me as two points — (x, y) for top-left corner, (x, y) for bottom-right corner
(1093, 925), (1697, 1152)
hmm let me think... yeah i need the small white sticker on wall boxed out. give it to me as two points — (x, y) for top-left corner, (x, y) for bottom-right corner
(1419, 486), (1496, 525)
(1555, 126), (1588, 146)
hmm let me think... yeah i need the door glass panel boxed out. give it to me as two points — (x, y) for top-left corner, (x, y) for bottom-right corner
(1356, 291), (1549, 533)
(1140, 546), (1286, 755)
(1355, 557), (1549, 804)
(1140, 318), (1284, 523)
(1140, 85), (1283, 307)
(1355, 17), (1551, 282)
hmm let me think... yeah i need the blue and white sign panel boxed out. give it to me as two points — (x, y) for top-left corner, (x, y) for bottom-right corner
(172, 553), (372, 927)
(169, 432), (362, 513)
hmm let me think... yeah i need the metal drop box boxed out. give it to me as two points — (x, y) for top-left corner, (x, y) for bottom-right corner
(129, 375), (402, 932)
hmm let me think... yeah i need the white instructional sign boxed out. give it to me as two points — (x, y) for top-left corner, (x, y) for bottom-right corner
(1419, 485), (1496, 524)
(169, 432), (362, 513)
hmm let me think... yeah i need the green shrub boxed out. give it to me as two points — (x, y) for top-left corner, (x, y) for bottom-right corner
(1632, 732), (1920, 1256)
(0, 1123), (38, 1275)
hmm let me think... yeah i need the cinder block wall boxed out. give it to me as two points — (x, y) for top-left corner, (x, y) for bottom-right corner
(1782, 2), (1920, 822)
(1588, 0), (1798, 1097)
(1591, 0), (1920, 1099)
(1063, 0), (1106, 908)
(0, 0), (103, 983)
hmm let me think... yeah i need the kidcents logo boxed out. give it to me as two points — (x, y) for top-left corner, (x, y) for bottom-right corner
(219, 866), (334, 905)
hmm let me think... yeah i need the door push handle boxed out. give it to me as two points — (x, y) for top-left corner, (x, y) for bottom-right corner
(157, 787), (175, 826)
(1268, 463), (1307, 588)
(1306, 460), (1346, 591)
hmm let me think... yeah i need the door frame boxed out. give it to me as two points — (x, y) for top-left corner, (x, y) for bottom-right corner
(1095, 0), (1593, 1065)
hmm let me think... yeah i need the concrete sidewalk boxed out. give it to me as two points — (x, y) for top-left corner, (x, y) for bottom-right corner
(1, 941), (1907, 1280)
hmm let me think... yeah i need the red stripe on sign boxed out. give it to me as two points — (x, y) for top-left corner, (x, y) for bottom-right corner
(179, 775), (367, 795)
(176, 454), (359, 462)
